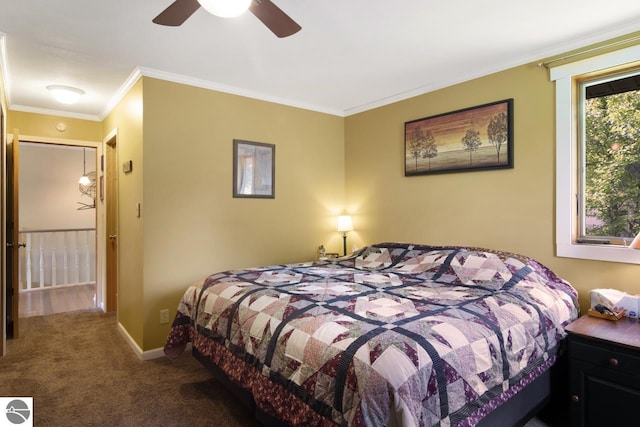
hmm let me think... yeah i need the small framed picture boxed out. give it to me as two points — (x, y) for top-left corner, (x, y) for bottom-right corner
(233, 140), (275, 198)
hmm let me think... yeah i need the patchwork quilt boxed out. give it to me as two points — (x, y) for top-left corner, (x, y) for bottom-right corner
(164, 243), (579, 426)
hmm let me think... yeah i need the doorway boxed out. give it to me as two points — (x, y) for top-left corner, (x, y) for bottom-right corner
(4, 133), (108, 343)
(18, 142), (97, 317)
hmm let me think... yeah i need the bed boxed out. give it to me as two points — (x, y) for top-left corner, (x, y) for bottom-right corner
(164, 242), (579, 426)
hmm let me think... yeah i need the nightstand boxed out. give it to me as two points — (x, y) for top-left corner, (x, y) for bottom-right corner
(565, 315), (640, 427)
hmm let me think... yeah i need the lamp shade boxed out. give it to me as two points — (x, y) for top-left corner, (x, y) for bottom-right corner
(629, 232), (640, 249)
(337, 215), (353, 233)
(198, 0), (251, 17)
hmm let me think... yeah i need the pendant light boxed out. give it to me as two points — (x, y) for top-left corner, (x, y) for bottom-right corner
(79, 148), (91, 185)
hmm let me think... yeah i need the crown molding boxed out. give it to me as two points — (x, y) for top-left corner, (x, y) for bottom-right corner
(6, 21), (640, 121)
(345, 20), (640, 116)
(99, 67), (143, 120)
(136, 66), (346, 117)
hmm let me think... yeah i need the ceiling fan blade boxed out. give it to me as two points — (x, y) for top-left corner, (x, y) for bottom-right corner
(153, 0), (201, 26)
(249, 0), (301, 38)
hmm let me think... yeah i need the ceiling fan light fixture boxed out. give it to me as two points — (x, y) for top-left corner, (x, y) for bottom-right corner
(47, 85), (85, 105)
(198, 0), (251, 18)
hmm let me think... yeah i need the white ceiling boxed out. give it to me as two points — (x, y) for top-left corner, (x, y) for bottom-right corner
(2, 0), (640, 121)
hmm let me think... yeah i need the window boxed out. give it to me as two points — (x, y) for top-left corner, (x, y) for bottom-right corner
(551, 44), (640, 263)
(579, 71), (640, 245)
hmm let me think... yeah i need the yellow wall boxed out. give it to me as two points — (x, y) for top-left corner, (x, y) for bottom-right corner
(102, 79), (145, 346)
(7, 111), (101, 142)
(140, 78), (345, 349)
(8, 33), (640, 352)
(4, 78), (345, 351)
(345, 56), (640, 313)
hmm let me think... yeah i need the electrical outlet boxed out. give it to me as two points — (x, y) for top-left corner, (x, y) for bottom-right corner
(160, 309), (170, 325)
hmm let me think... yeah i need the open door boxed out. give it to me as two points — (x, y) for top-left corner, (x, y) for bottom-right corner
(6, 130), (23, 338)
(1, 102), (5, 355)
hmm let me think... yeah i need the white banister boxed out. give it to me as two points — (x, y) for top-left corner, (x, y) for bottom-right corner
(84, 231), (90, 283)
(18, 228), (96, 292)
(74, 231), (80, 285)
(39, 234), (44, 288)
(51, 246), (57, 287)
(63, 231), (69, 285)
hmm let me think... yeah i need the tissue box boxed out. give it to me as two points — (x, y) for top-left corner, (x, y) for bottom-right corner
(590, 289), (639, 318)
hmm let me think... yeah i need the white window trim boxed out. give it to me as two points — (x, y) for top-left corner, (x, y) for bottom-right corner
(551, 44), (640, 264)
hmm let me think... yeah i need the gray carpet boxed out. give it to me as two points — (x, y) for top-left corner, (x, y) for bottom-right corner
(0, 310), (258, 426)
(0, 309), (554, 426)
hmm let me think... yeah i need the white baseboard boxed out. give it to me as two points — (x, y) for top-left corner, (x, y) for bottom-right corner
(116, 322), (191, 361)
(116, 322), (145, 360)
(142, 347), (167, 360)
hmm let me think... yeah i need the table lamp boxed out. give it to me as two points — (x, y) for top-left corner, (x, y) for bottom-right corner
(337, 215), (353, 256)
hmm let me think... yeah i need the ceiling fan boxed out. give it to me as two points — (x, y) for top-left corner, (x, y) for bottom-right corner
(153, 0), (301, 38)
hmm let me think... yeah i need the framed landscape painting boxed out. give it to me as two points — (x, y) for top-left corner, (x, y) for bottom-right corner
(404, 99), (513, 176)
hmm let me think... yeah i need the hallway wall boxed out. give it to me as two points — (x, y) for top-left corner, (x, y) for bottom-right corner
(20, 143), (96, 230)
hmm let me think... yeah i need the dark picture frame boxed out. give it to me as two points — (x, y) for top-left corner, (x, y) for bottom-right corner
(404, 99), (514, 176)
(233, 140), (275, 198)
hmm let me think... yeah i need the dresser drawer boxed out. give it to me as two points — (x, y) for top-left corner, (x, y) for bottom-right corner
(569, 338), (640, 375)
